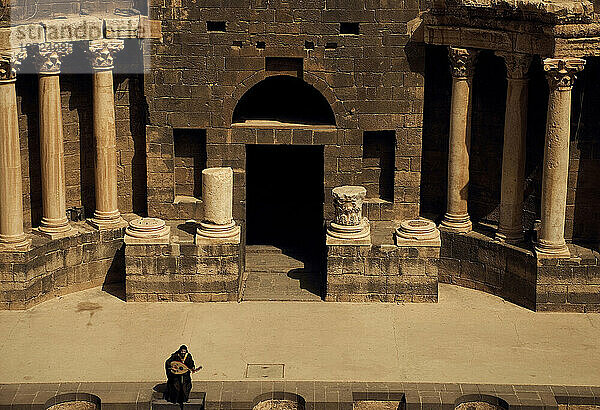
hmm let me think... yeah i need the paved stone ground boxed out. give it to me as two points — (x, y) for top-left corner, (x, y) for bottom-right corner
(242, 246), (323, 301)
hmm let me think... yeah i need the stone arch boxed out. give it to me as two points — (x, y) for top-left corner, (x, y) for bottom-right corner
(454, 394), (509, 410)
(224, 70), (344, 128)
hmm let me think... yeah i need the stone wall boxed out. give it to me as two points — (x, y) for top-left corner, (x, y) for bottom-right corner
(144, 0), (426, 225)
(438, 230), (537, 310)
(0, 225), (125, 310)
(325, 244), (439, 303)
(125, 242), (241, 302)
(16, 66), (147, 231)
(536, 245), (600, 313)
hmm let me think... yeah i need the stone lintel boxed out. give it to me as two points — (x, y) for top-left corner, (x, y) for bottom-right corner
(43, 17), (103, 43)
(105, 16), (141, 39)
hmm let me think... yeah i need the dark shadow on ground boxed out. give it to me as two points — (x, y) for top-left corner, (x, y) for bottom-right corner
(177, 221), (197, 236)
(287, 268), (322, 296)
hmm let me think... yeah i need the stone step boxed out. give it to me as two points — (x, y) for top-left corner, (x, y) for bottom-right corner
(152, 398), (205, 409)
(245, 245), (283, 254)
(245, 252), (306, 273)
(242, 272), (322, 302)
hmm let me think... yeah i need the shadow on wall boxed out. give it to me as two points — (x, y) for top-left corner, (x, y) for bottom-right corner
(570, 56), (600, 246)
(420, 44), (450, 220)
(468, 50), (506, 227)
(523, 57), (547, 234)
(17, 70), (42, 230)
(102, 245), (126, 301)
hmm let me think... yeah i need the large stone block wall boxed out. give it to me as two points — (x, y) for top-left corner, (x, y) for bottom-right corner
(325, 244), (439, 303)
(144, 0), (426, 224)
(438, 230), (537, 310)
(16, 67), (147, 231)
(0, 225), (125, 310)
(125, 242), (241, 302)
(536, 245), (600, 313)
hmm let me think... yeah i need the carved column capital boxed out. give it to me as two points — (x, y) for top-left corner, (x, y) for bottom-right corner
(327, 186), (370, 243)
(0, 49), (27, 82)
(497, 52), (532, 80)
(35, 42), (73, 74)
(88, 39), (125, 70)
(448, 47), (477, 79)
(543, 58), (586, 90)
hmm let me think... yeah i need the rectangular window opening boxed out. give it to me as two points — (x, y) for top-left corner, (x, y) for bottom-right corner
(324, 42), (338, 49)
(207, 21), (226, 32)
(304, 41), (315, 50)
(362, 131), (395, 202)
(340, 22), (360, 35)
(256, 41), (266, 49)
(173, 129), (207, 199)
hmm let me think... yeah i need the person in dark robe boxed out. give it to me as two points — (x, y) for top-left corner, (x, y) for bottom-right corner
(164, 345), (200, 408)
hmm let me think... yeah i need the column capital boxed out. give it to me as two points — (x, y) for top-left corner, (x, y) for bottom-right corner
(35, 42), (73, 74)
(0, 49), (27, 83)
(88, 39), (125, 70)
(543, 57), (586, 90)
(448, 47), (477, 79)
(497, 52), (532, 80)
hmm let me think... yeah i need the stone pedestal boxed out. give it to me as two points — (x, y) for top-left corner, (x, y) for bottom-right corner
(196, 167), (240, 244)
(0, 50), (30, 249)
(395, 218), (441, 247)
(124, 217), (170, 245)
(35, 43), (74, 239)
(535, 58), (585, 258)
(496, 53), (532, 244)
(88, 40), (127, 230)
(440, 47), (476, 234)
(326, 186), (371, 245)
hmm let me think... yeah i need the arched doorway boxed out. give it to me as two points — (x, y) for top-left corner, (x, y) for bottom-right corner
(234, 75), (335, 301)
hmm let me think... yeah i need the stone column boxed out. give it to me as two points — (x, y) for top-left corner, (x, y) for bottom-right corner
(326, 185), (371, 245)
(36, 43), (74, 238)
(196, 167), (241, 244)
(440, 47), (477, 233)
(495, 53), (532, 243)
(535, 58), (585, 257)
(0, 50), (30, 249)
(88, 40), (126, 229)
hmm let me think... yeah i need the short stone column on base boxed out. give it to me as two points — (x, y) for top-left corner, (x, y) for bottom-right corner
(535, 58), (585, 258)
(395, 218), (441, 247)
(124, 217), (170, 245)
(440, 47), (477, 234)
(196, 167), (241, 244)
(0, 49), (31, 250)
(326, 186), (371, 245)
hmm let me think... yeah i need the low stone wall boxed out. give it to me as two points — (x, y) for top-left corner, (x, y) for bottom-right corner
(438, 230), (537, 310)
(0, 224), (125, 310)
(125, 242), (241, 302)
(325, 244), (439, 303)
(536, 245), (600, 313)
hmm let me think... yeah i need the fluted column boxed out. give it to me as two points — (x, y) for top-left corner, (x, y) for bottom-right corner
(0, 50), (30, 249)
(495, 53), (532, 244)
(440, 47), (477, 233)
(35, 42), (74, 238)
(535, 58), (585, 257)
(88, 40), (126, 229)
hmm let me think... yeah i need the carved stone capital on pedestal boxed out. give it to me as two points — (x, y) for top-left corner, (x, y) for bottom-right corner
(497, 52), (532, 80)
(543, 58), (586, 90)
(327, 186), (370, 245)
(0, 49), (27, 82)
(89, 39), (124, 70)
(35, 42), (73, 74)
(448, 47), (477, 79)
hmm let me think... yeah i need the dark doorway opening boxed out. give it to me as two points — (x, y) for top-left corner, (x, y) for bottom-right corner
(245, 144), (325, 300)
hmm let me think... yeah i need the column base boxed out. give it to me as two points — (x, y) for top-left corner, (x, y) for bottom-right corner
(36, 217), (75, 239)
(87, 213), (128, 230)
(439, 213), (472, 233)
(495, 229), (524, 244)
(0, 233), (31, 251)
(535, 239), (570, 258)
(196, 221), (241, 245)
(124, 217), (170, 245)
(326, 219), (371, 245)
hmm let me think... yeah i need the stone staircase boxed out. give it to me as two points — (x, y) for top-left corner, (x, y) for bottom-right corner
(241, 245), (323, 301)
